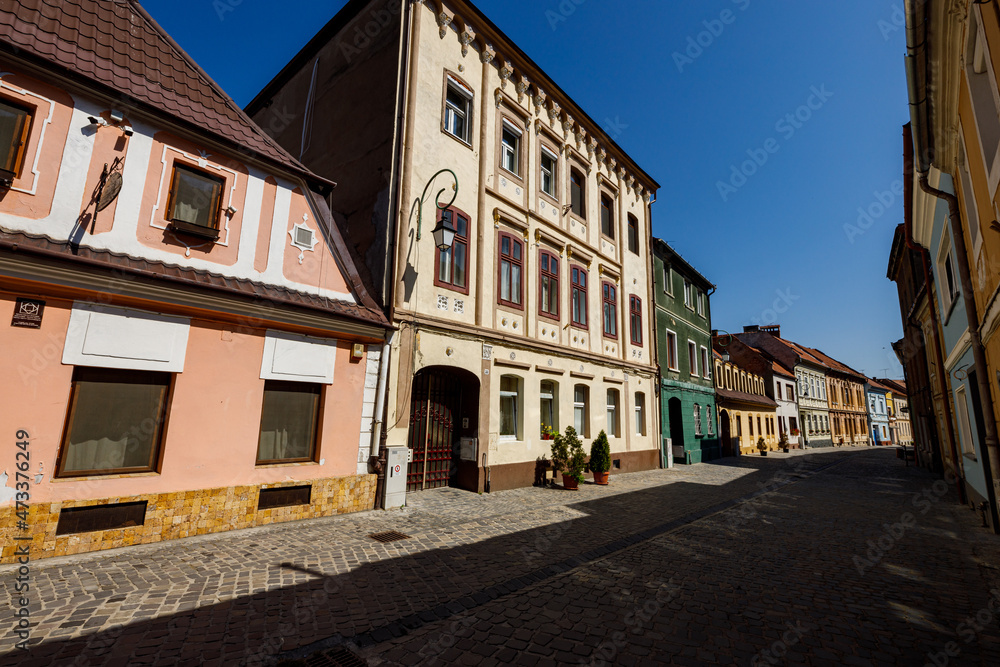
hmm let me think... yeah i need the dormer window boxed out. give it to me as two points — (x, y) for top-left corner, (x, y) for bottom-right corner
(0, 98), (32, 184)
(167, 164), (224, 240)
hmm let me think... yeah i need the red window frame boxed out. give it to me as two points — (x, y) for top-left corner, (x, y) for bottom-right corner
(538, 249), (560, 320)
(433, 206), (470, 295)
(497, 231), (524, 310)
(629, 295), (642, 345)
(602, 280), (618, 340)
(571, 264), (588, 329)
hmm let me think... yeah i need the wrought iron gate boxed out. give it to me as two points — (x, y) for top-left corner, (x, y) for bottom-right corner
(406, 370), (459, 491)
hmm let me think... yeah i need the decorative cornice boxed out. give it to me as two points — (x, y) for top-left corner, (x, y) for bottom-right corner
(459, 28), (475, 57)
(437, 12), (452, 39)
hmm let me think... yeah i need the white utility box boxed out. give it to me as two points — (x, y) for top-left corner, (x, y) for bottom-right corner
(384, 446), (409, 509)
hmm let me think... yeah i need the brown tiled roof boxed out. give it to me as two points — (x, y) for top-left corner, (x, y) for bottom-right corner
(716, 388), (777, 409)
(0, 230), (389, 328)
(771, 360), (795, 379)
(0, 0), (319, 180)
(804, 347), (866, 381)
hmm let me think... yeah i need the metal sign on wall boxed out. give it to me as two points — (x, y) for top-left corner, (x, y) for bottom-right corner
(11, 298), (45, 329)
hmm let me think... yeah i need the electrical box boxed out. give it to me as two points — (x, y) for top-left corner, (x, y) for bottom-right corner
(384, 446), (409, 509)
(460, 437), (478, 461)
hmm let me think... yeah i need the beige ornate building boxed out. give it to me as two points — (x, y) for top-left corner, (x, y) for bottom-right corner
(248, 0), (660, 492)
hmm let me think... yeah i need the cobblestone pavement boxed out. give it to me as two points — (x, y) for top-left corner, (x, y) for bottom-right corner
(3, 446), (999, 666)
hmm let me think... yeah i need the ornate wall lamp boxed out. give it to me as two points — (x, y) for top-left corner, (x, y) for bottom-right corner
(412, 169), (460, 250)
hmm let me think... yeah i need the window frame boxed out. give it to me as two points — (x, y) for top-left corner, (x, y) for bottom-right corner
(442, 73), (474, 146)
(602, 280), (618, 340)
(538, 248), (560, 321)
(600, 193), (615, 239)
(635, 392), (646, 436)
(255, 380), (323, 465)
(570, 167), (586, 220)
(433, 206), (471, 295)
(694, 404), (703, 436)
(606, 389), (620, 438)
(499, 118), (523, 179)
(539, 144), (559, 201)
(55, 367), (172, 478)
(662, 265), (673, 296)
(499, 374), (523, 441)
(165, 162), (225, 240)
(665, 330), (679, 371)
(629, 295), (642, 346)
(0, 96), (34, 178)
(497, 230), (525, 310)
(573, 384), (590, 438)
(540, 380), (559, 435)
(700, 346), (710, 379)
(683, 280), (693, 310)
(627, 214), (639, 254)
(688, 340), (698, 377)
(570, 263), (588, 329)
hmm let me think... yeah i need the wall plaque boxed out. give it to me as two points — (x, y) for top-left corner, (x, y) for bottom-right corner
(11, 298), (45, 329)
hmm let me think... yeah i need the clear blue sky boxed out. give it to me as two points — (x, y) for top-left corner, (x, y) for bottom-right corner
(143, 0), (909, 379)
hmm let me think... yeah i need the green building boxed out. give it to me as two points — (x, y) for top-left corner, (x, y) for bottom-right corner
(652, 239), (719, 465)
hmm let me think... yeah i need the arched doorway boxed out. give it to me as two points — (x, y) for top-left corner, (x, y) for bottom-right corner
(720, 409), (733, 457)
(668, 397), (684, 463)
(407, 366), (480, 492)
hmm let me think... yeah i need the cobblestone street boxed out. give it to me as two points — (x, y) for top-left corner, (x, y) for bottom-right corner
(3, 447), (1000, 666)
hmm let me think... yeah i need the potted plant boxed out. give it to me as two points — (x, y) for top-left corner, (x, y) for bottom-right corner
(540, 423), (555, 440)
(551, 426), (586, 490)
(590, 430), (611, 485)
(779, 432), (789, 453)
(757, 436), (768, 456)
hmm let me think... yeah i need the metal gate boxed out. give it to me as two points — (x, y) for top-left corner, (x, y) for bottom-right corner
(406, 370), (460, 491)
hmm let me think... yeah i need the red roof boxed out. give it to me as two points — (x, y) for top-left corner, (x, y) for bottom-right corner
(0, 0), (318, 180)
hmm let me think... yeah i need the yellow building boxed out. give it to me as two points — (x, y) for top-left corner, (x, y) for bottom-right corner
(714, 351), (779, 455)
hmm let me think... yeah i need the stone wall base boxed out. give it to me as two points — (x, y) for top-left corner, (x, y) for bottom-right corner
(485, 449), (660, 492)
(1, 474), (376, 563)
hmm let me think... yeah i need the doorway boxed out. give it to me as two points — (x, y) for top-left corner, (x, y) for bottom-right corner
(406, 366), (479, 492)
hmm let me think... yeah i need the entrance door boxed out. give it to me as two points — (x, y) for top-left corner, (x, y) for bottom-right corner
(720, 409), (733, 457)
(406, 367), (479, 492)
(668, 397), (684, 463)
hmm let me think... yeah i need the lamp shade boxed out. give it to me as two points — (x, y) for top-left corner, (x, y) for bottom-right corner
(432, 218), (456, 250)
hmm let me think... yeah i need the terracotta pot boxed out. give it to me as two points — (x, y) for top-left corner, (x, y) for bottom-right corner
(593, 471), (610, 485)
(562, 474), (580, 490)
(760, 451), (768, 456)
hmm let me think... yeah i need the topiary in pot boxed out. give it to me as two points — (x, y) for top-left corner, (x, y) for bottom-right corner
(590, 430), (612, 485)
(554, 426), (586, 490)
(779, 432), (789, 453)
(758, 436), (768, 456)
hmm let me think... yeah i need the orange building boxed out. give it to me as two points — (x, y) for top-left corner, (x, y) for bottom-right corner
(0, 0), (390, 561)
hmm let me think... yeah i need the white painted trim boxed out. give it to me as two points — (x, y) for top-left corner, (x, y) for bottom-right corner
(62, 302), (190, 372)
(0, 75), (54, 195)
(260, 329), (338, 384)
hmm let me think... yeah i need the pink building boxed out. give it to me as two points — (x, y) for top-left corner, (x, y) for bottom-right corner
(0, 0), (390, 562)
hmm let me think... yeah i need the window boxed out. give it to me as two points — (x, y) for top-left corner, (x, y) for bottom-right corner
(602, 281), (618, 339)
(788, 384), (795, 399)
(541, 147), (557, 198)
(607, 389), (620, 437)
(666, 331), (679, 371)
(688, 341), (698, 376)
(600, 194), (615, 238)
(707, 405), (714, 435)
(574, 385), (589, 437)
(939, 232), (958, 311)
(571, 265), (588, 328)
(694, 404), (703, 435)
(966, 5), (1000, 181)
(256, 381), (321, 464)
(700, 347), (710, 379)
(790, 416), (798, 433)
(57, 368), (171, 477)
(959, 140), (981, 248)
(749, 414), (754, 437)
(684, 281), (693, 309)
(663, 265), (673, 295)
(540, 380), (558, 434)
(434, 208), (469, 293)
(167, 164), (224, 237)
(627, 214), (639, 254)
(443, 78), (472, 144)
(500, 375), (521, 439)
(635, 392), (646, 436)
(501, 121), (521, 176)
(0, 97), (32, 177)
(696, 290), (705, 317)
(570, 169), (585, 218)
(629, 295), (642, 345)
(776, 384), (782, 400)
(539, 250), (559, 319)
(956, 386), (976, 457)
(498, 232), (523, 309)
(757, 416), (762, 436)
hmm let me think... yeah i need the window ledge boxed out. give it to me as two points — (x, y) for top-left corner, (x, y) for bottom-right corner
(169, 220), (220, 241)
(441, 128), (473, 150)
(498, 166), (524, 184)
(52, 471), (160, 482)
(255, 461), (320, 469)
(964, 452), (978, 462)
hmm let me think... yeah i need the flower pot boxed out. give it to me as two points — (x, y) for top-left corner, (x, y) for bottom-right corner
(783, 448), (789, 453)
(593, 471), (609, 485)
(760, 451), (768, 456)
(562, 474), (580, 490)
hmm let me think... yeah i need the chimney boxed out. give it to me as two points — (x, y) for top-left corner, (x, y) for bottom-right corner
(760, 325), (781, 337)
(743, 325), (760, 333)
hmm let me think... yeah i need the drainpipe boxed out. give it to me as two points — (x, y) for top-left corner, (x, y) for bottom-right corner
(917, 174), (999, 531)
(903, 125), (963, 499)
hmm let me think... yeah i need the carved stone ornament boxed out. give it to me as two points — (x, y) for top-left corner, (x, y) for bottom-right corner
(597, 148), (607, 165)
(562, 114), (574, 136)
(516, 75), (530, 105)
(548, 101), (561, 125)
(574, 127), (585, 147)
(437, 12), (451, 39)
(643, 191), (652, 204)
(588, 137), (598, 160)
(534, 118), (543, 135)
(533, 88), (546, 116)
(626, 175), (636, 193)
(499, 61), (513, 89)
(494, 88), (503, 109)
(480, 43), (495, 64)
(460, 28), (475, 57)
(608, 157), (617, 172)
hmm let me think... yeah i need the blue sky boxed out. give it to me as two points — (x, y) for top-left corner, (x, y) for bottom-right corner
(143, 0), (909, 378)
